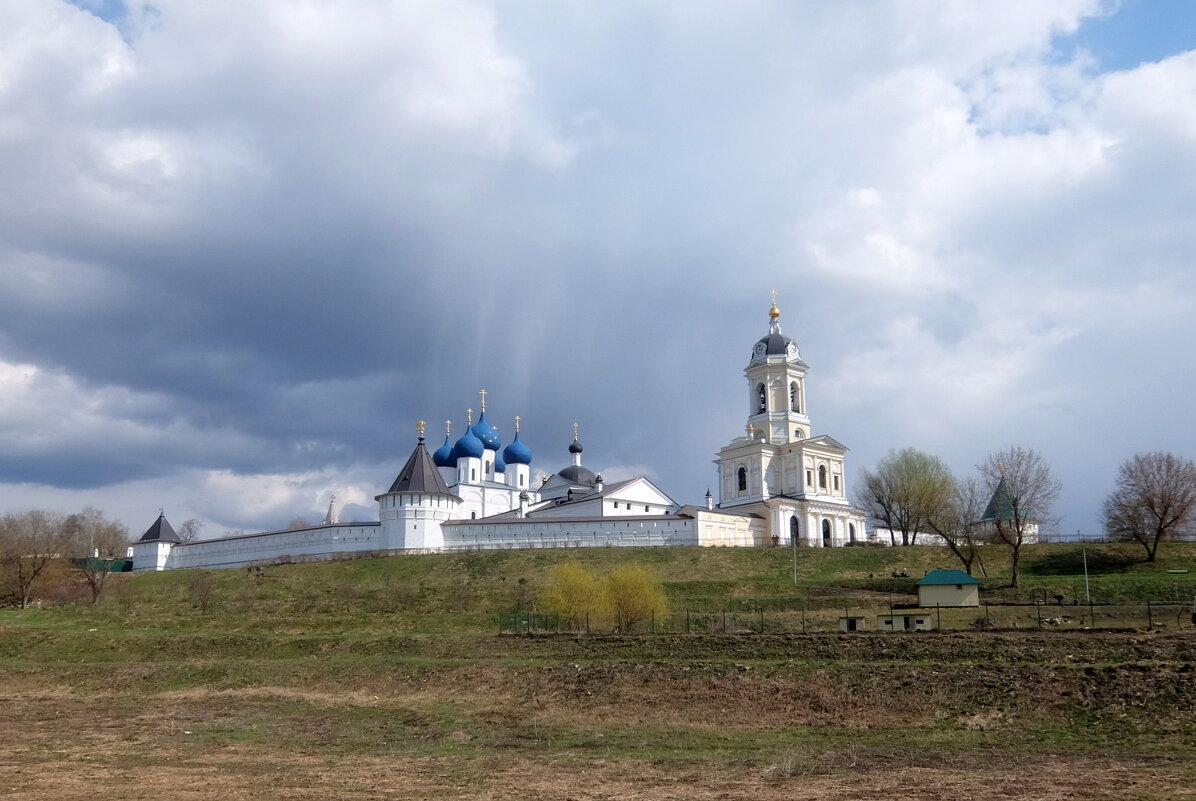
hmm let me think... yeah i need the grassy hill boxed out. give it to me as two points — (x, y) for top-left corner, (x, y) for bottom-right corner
(2, 541), (1195, 799)
(17, 540), (1196, 635)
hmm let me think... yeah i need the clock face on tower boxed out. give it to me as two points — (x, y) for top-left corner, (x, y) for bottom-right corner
(754, 342), (766, 357)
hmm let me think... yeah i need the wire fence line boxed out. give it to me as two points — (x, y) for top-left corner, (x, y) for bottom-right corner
(499, 601), (1196, 635)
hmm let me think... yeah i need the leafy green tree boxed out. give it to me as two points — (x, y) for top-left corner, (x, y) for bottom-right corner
(1103, 452), (1196, 563)
(856, 448), (955, 545)
(539, 561), (601, 630)
(602, 564), (669, 633)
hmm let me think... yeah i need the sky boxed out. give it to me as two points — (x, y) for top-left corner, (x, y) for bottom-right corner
(1, 0), (1195, 541)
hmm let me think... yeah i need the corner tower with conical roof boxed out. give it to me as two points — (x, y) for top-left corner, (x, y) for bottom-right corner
(714, 292), (866, 547)
(376, 421), (462, 550)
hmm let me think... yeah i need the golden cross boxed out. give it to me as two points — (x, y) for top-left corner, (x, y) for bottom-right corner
(479, 388), (487, 412)
(770, 287), (777, 306)
(417, 420), (426, 437)
(445, 419), (452, 436)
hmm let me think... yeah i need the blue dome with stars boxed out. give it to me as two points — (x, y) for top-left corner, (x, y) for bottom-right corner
(471, 410), (502, 451)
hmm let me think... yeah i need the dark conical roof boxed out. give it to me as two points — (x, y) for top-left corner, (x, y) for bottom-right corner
(387, 438), (454, 496)
(980, 476), (1016, 522)
(138, 512), (179, 543)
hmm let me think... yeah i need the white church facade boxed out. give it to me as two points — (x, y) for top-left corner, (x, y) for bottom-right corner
(131, 299), (867, 571)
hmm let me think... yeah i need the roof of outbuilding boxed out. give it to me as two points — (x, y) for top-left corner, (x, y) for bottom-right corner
(137, 512), (179, 543)
(916, 569), (980, 586)
(385, 438), (455, 496)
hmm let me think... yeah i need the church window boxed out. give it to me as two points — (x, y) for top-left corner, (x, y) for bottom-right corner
(790, 382), (799, 412)
(806, 469), (812, 486)
(757, 383), (766, 413)
(737, 467), (747, 492)
(822, 519), (831, 547)
(818, 465), (827, 489)
(644, 505), (649, 512)
(471, 512), (477, 519)
(789, 515), (798, 544)
(849, 523), (856, 543)
(471, 469), (476, 482)
(833, 475), (840, 492)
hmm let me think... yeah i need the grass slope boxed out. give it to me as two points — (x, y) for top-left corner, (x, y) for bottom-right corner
(1, 542), (1194, 799)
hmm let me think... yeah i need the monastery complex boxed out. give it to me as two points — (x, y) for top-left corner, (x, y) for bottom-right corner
(131, 299), (869, 570)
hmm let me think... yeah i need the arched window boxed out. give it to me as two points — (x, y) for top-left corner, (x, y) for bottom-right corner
(790, 382), (799, 413)
(737, 466), (747, 492)
(822, 519), (832, 548)
(789, 516), (799, 545)
(818, 465), (827, 489)
(757, 383), (766, 413)
(848, 523), (856, 544)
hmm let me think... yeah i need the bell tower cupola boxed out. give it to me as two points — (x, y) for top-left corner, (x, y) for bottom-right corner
(745, 290), (811, 446)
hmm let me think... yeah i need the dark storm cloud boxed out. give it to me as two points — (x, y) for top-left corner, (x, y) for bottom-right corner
(2, 1), (1196, 538)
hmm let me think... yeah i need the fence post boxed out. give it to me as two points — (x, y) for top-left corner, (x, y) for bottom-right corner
(1147, 601), (1153, 630)
(1035, 599), (1042, 628)
(936, 603), (941, 630)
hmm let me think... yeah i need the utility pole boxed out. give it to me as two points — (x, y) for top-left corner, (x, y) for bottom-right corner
(1083, 547), (1091, 605)
(792, 528), (798, 586)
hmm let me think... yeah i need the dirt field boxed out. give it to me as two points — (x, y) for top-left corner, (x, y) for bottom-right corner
(1, 628), (1193, 800)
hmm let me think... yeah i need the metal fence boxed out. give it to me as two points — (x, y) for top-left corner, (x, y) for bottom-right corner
(501, 601), (1196, 635)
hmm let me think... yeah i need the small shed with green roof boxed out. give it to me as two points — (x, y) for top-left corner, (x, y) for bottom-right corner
(916, 569), (980, 608)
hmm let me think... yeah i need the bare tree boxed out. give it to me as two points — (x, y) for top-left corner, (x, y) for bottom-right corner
(1103, 452), (1196, 563)
(0, 510), (72, 608)
(176, 518), (204, 544)
(64, 508), (130, 604)
(855, 448), (954, 545)
(926, 476), (989, 576)
(287, 517), (313, 531)
(978, 447), (1060, 588)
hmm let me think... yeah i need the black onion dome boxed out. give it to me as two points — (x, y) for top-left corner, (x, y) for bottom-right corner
(568, 439), (583, 455)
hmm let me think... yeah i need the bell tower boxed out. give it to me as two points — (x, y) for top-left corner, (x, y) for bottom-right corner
(745, 290), (811, 445)
(714, 291), (867, 548)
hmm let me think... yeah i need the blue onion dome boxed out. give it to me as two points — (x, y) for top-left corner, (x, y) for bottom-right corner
(471, 410), (502, 451)
(494, 449), (507, 473)
(432, 435), (454, 467)
(503, 432), (533, 465)
(451, 428), (484, 460)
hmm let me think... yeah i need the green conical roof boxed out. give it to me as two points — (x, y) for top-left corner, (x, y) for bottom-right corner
(980, 475), (1015, 522)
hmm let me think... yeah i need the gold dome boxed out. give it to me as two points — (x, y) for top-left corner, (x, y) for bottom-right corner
(769, 301), (780, 319)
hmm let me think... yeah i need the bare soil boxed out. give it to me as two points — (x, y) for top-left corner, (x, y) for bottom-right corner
(1, 630), (1193, 799)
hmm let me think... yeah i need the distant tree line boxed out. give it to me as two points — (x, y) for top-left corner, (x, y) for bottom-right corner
(0, 508), (129, 607)
(855, 446), (1196, 585)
